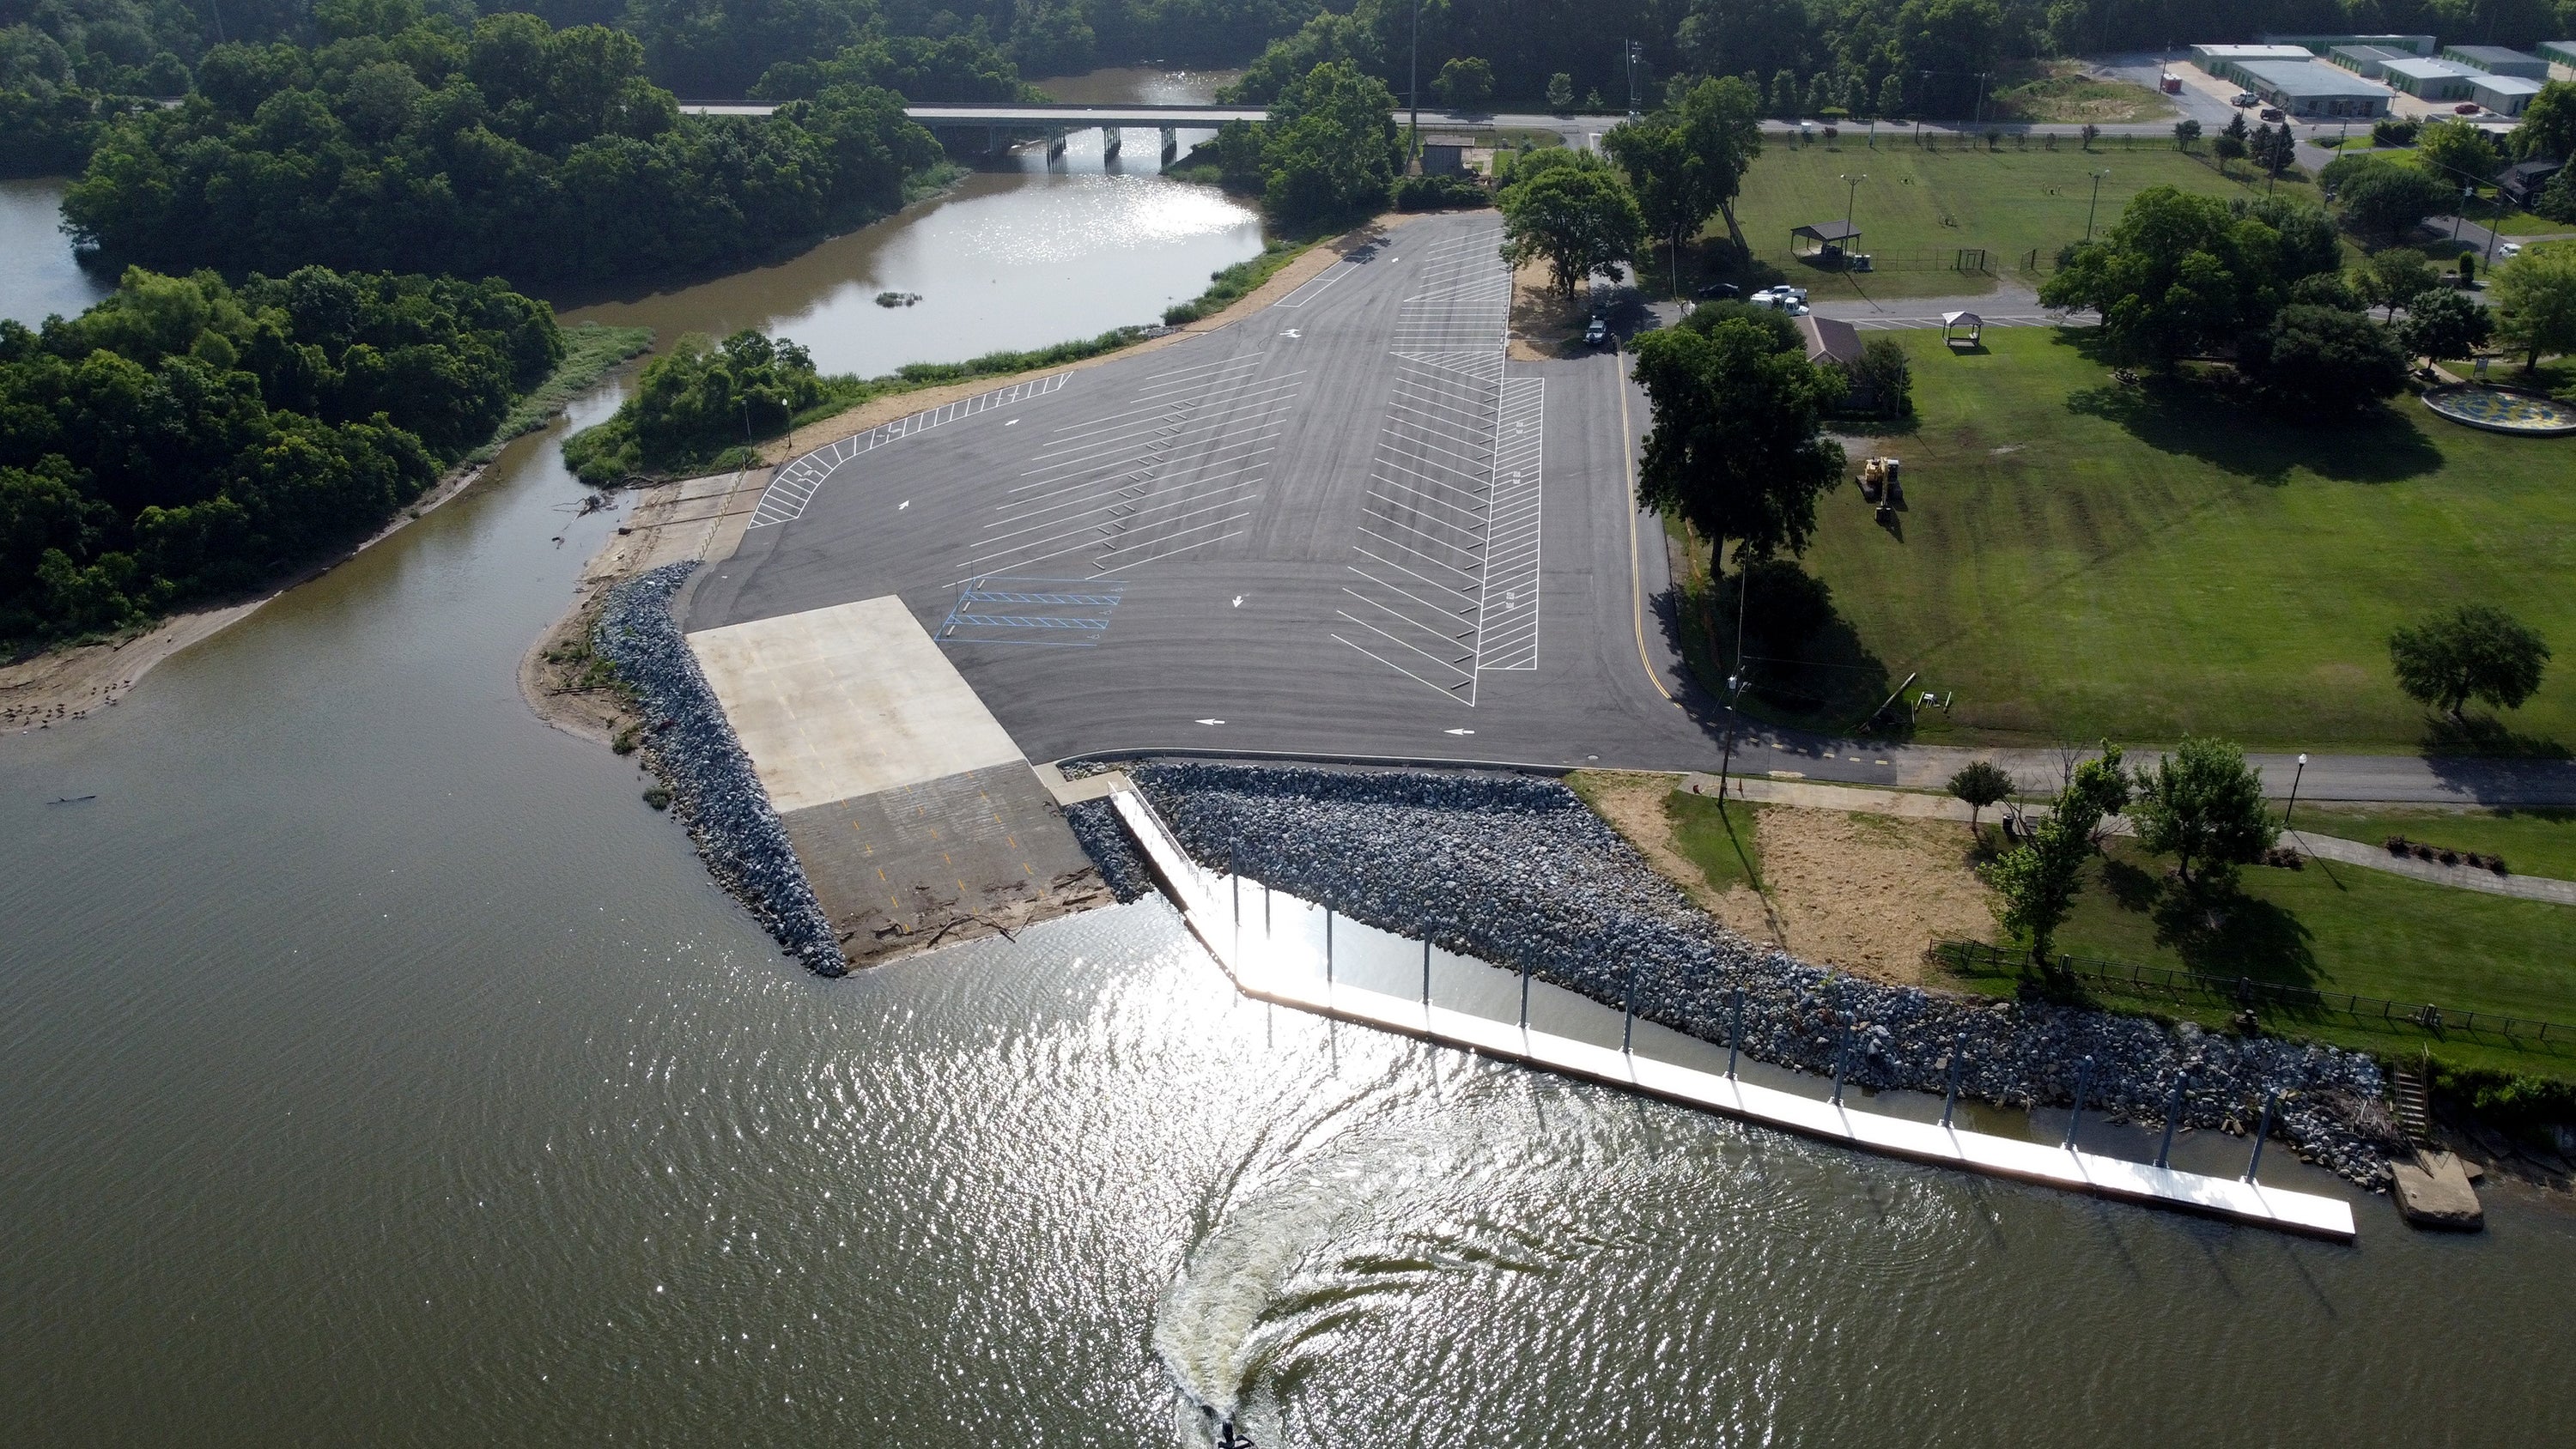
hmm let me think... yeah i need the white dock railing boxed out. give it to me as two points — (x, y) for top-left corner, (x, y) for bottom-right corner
(1110, 790), (2358, 1241)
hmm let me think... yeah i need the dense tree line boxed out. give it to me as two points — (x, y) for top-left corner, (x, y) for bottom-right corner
(58, 10), (945, 288)
(560, 328), (828, 479)
(0, 264), (562, 640)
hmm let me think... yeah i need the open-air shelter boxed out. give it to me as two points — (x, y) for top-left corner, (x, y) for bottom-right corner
(1790, 220), (1862, 258)
(1941, 311), (1982, 348)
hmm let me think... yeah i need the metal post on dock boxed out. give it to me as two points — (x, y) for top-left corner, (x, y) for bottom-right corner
(1621, 964), (1638, 1053)
(1325, 908), (1334, 986)
(1831, 1017), (1850, 1105)
(2244, 1092), (2278, 1181)
(1421, 938), (1431, 1006)
(2063, 1055), (2093, 1149)
(1726, 986), (1744, 1079)
(1941, 1034), (1965, 1127)
(1263, 881), (1271, 938)
(2156, 1071), (2189, 1169)
(1230, 870), (1240, 961)
(1518, 960), (1532, 1028)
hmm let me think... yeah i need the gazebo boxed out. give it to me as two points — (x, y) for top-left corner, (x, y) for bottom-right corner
(1790, 220), (1862, 259)
(1941, 310), (1983, 348)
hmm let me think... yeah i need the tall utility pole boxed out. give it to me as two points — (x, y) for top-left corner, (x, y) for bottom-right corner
(1408, 0), (1421, 164)
(2085, 168), (2110, 239)
(1625, 39), (1643, 120)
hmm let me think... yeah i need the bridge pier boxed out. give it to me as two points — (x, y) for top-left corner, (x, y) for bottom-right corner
(1160, 125), (1177, 160)
(987, 125), (1005, 155)
(1047, 128), (1066, 161)
(1101, 124), (1121, 160)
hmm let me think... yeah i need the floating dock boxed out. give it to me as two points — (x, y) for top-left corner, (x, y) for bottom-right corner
(1110, 790), (2359, 1241)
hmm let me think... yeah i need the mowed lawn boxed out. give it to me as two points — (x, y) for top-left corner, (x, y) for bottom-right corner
(1794, 328), (2576, 749)
(1716, 142), (2325, 300)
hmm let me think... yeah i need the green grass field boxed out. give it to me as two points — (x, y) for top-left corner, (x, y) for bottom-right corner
(1780, 327), (2576, 750)
(2292, 805), (2576, 881)
(1663, 791), (1765, 893)
(1695, 142), (2324, 300)
(1952, 841), (2576, 1077)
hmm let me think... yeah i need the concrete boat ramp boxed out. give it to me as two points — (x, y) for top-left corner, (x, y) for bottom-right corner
(1107, 790), (2360, 1242)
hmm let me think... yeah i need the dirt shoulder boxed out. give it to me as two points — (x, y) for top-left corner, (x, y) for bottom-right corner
(519, 465), (769, 744)
(1575, 769), (1997, 985)
(759, 212), (1437, 469)
(2, 462), (487, 733)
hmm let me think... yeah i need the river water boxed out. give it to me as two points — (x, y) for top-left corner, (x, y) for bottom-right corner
(4, 77), (2574, 1449)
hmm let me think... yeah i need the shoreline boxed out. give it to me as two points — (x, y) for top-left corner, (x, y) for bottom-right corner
(3, 324), (653, 733)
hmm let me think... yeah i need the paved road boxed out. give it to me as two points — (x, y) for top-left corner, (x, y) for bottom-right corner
(687, 210), (2576, 806)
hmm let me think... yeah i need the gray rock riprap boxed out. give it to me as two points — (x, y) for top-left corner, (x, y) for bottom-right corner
(592, 562), (848, 976)
(1130, 761), (2391, 1186)
(1065, 798), (1152, 902)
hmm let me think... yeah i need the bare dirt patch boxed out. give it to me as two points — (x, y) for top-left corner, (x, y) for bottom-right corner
(1508, 259), (1595, 361)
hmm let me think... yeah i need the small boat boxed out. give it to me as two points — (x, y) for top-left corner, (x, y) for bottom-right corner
(47, 794), (97, 805)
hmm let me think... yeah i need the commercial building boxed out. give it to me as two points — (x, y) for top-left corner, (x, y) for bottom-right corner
(2542, 40), (2576, 69)
(2380, 57), (2486, 100)
(2472, 73), (2547, 115)
(2190, 44), (2315, 88)
(2233, 58), (2394, 117)
(2260, 33), (2435, 56)
(1419, 134), (1475, 174)
(2443, 45), (2549, 78)
(2500, 158), (2564, 209)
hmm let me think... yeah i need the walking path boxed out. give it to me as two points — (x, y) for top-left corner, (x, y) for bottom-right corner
(2286, 829), (2576, 906)
(1109, 787), (2358, 1240)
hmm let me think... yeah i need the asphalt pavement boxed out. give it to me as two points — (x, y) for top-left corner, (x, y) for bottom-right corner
(688, 210), (2576, 806)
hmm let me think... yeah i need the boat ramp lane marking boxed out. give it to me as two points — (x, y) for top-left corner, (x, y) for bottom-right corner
(749, 373), (1070, 529)
(1106, 790), (2359, 1243)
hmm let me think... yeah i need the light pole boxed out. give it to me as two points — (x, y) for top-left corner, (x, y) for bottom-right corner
(1717, 673), (1748, 800)
(2285, 752), (2308, 832)
(1625, 39), (1642, 121)
(1840, 173), (1865, 269)
(1407, 0), (1420, 165)
(2084, 168), (2111, 240)
(2452, 183), (2472, 242)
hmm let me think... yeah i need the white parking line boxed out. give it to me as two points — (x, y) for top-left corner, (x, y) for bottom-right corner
(750, 373), (1067, 528)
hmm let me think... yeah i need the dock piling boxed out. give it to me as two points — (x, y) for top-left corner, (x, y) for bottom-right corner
(2245, 1092), (2278, 1181)
(2063, 1055), (2093, 1149)
(1620, 964), (1637, 1053)
(1421, 938), (1431, 1006)
(1941, 1034), (1965, 1127)
(1518, 960), (1531, 1028)
(1831, 1016), (1850, 1105)
(1324, 907), (1333, 986)
(2156, 1071), (2189, 1169)
(1726, 986), (1743, 1079)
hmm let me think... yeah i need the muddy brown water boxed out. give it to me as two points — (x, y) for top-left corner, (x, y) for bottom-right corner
(4, 80), (2574, 1449)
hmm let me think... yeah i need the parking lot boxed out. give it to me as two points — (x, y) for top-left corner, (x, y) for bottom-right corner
(682, 211), (1722, 769)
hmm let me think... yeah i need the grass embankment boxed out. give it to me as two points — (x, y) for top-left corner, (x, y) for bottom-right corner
(1161, 233), (1320, 324)
(1735, 326), (2576, 750)
(473, 323), (653, 463)
(1939, 840), (2576, 1078)
(2291, 805), (2576, 881)
(1688, 143), (2324, 300)
(1984, 61), (2178, 124)
(1663, 791), (1765, 892)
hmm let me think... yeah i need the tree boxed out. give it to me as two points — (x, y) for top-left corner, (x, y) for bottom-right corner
(2039, 185), (2282, 367)
(1546, 71), (1574, 112)
(2415, 118), (2502, 185)
(1984, 744), (2124, 959)
(1631, 315), (1845, 586)
(2323, 154), (2455, 244)
(2129, 737), (2277, 890)
(2512, 79), (2576, 161)
(1257, 60), (1400, 224)
(2397, 287), (2494, 361)
(1498, 155), (1645, 298)
(1856, 336), (1914, 417)
(2237, 305), (2409, 417)
(2250, 122), (2295, 178)
(2491, 246), (2576, 368)
(1433, 57), (1493, 112)
(2214, 109), (2248, 163)
(2390, 605), (2553, 721)
(1876, 73), (1905, 120)
(1947, 761), (2013, 835)
(2173, 118), (2201, 151)
(1602, 76), (1763, 276)
(2234, 195), (2342, 283)
(1768, 68), (1799, 119)
(2362, 246), (2436, 319)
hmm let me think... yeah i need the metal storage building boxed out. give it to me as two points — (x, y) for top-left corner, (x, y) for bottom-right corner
(2471, 74), (2547, 114)
(2262, 33), (2435, 56)
(2328, 45), (2409, 78)
(2233, 59), (2393, 117)
(2443, 45), (2549, 78)
(2380, 57), (2485, 100)
(2190, 44), (2315, 88)
(2542, 40), (2576, 69)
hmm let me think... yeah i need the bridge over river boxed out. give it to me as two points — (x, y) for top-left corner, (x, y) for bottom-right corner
(675, 100), (1614, 156)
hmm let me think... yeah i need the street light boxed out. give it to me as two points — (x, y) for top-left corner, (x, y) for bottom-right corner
(1840, 173), (1866, 264)
(2285, 752), (2308, 832)
(2085, 168), (2111, 240)
(1407, 0), (1420, 163)
(1718, 673), (1748, 800)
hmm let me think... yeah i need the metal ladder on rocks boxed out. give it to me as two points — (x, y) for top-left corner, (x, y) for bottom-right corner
(2391, 1061), (2433, 1144)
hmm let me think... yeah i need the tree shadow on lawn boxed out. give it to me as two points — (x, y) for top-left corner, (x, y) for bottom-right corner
(2057, 342), (2444, 485)
(2419, 712), (2572, 761)
(2102, 855), (2321, 986)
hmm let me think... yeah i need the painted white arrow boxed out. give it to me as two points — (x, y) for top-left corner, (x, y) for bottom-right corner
(1444, 728), (1475, 736)
(1196, 718), (1224, 725)
(1230, 595), (1243, 607)
(898, 500), (910, 510)
(1280, 329), (1301, 338)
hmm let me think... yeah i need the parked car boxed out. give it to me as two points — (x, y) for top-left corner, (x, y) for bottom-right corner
(2499, 241), (2524, 258)
(2259, 107), (2283, 122)
(2233, 92), (2257, 106)
(1584, 315), (1608, 347)
(2455, 101), (2482, 115)
(1748, 285), (1810, 310)
(1695, 281), (1741, 299)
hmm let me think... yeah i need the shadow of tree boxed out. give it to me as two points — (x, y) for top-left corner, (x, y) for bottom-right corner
(2100, 854), (2162, 913)
(2149, 881), (2319, 985)
(2063, 371), (2445, 484)
(2421, 712), (2573, 761)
